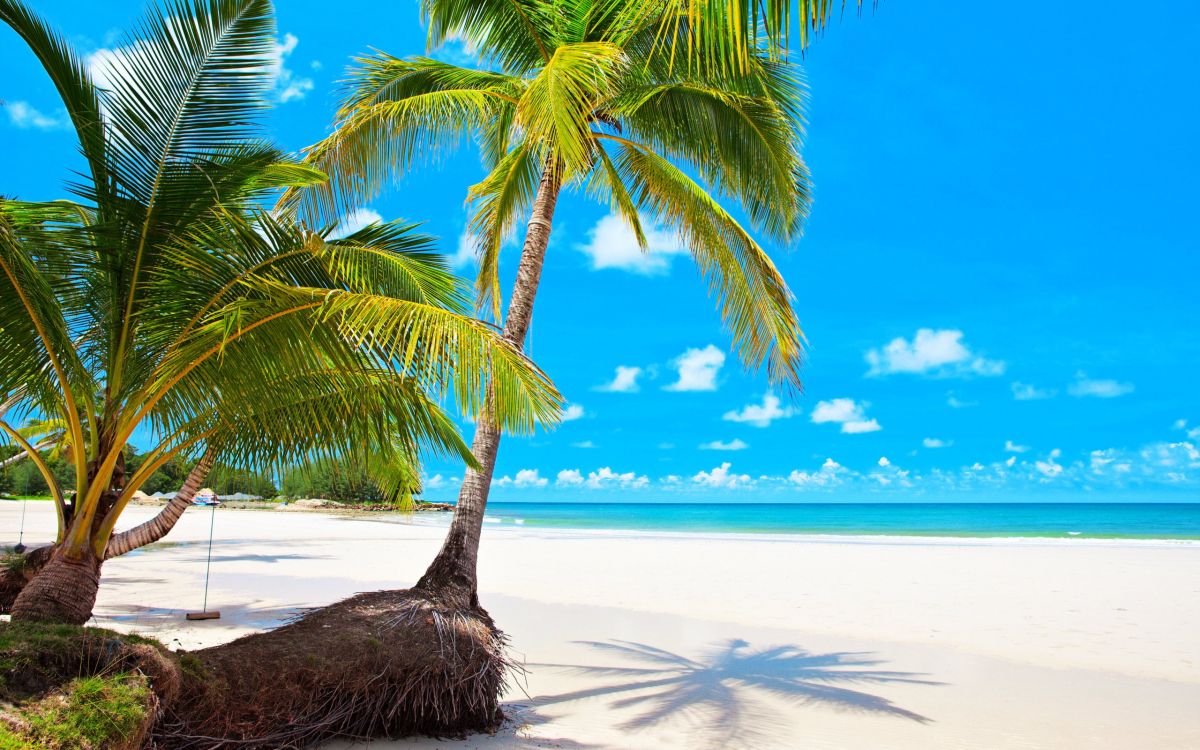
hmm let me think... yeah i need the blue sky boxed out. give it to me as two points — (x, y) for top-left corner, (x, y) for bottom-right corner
(3, 1), (1198, 502)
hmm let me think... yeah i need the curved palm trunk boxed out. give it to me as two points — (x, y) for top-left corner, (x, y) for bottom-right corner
(416, 160), (561, 607)
(105, 448), (216, 559)
(7, 448), (216, 622)
(0, 439), (53, 470)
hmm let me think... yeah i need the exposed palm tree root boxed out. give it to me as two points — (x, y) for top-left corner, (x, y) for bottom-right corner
(154, 588), (512, 749)
(0, 545), (54, 614)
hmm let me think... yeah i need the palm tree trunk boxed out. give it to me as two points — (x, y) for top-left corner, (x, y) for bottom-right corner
(9, 546), (100, 624)
(6, 449), (216, 622)
(105, 448), (216, 559)
(416, 159), (561, 607)
(0, 439), (53, 470)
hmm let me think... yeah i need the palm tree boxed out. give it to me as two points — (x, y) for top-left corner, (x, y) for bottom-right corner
(0, 0), (560, 624)
(291, 0), (811, 609)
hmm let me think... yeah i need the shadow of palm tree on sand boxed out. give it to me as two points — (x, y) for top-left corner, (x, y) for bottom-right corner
(529, 639), (939, 748)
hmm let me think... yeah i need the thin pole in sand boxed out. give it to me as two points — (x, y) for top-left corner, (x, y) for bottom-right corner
(14, 498), (28, 553)
(186, 502), (221, 621)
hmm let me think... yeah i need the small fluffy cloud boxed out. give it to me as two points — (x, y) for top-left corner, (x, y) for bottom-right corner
(596, 365), (642, 393)
(1005, 440), (1030, 453)
(1068, 372), (1134, 399)
(571, 441), (596, 449)
(692, 462), (753, 488)
(723, 393), (794, 427)
(424, 474), (447, 489)
(788, 458), (849, 488)
(4, 101), (69, 130)
(556, 469), (583, 487)
(923, 438), (952, 448)
(1176, 420), (1200, 440)
(810, 398), (882, 434)
(561, 404), (585, 422)
(1035, 449), (1064, 479)
(946, 392), (977, 409)
(576, 214), (688, 274)
(866, 329), (1004, 378)
(271, 33), (314, 103)
(1011, 382), (1055, 400)
(495, 468), (548, 488)
(664, 345), (724, 392)
(699, 439), (749, 451)
(449, 231), (477, 269)
(333, 207), (382, 238)
(585, 467), (649, 489)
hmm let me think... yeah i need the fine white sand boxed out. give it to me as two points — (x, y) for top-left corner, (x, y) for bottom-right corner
(3, 501), (1199, 749)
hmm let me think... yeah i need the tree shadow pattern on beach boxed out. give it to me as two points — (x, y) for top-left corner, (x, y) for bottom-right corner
(529, 639), (938, 749)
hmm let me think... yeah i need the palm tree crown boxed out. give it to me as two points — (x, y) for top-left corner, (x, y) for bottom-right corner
(294, 0), (811, 388)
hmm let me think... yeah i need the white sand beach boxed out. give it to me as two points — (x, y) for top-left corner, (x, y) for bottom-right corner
(3, 501), (1199, 749)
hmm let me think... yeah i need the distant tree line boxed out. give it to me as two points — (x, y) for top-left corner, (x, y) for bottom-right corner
(0, 444), (276, 498)
(1, 444), (409, 503)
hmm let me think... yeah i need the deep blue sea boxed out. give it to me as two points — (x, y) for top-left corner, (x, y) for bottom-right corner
(479, 502), (1200, 540)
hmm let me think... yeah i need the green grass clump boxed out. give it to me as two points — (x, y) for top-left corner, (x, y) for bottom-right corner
(0, 725), (39, 750)
(20, 672), (150, 750)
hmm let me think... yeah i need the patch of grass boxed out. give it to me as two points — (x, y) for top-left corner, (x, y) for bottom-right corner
(0, 725), (39, 750)
(19, 672), (150, 750)
(0, 623), (177, 749)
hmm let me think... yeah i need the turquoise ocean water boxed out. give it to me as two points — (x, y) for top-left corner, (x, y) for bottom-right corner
(479, 502), (1200, 540)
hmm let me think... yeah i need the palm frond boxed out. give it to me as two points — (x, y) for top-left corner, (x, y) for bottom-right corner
(607, 139), (804, 389)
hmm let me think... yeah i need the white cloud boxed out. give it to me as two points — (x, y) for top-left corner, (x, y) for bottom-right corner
(1011, 382), (1055, 400)
(1035, 449), (1063, 479)
(664, 345), (724, 392)
(450, 231), (477, 269)
(596, 365), (642, 393)
(1068, 372), (1134, 399)
(561, 404), (585, 422)
(946, 392), (977, 409)
(842, 419), (882, 434)
(787, 458), (849, 488)
(495, 468), (548, 488)
(866, 328), (1004, 378)
(692, 462), (752, 488)
(425, 474), (447, 489)
(1005, 440), (1030, 453)
(723, 393), (794, 427)
(556, 469), (583, 487)
(576, 214), (688, 274)
(810, 398), (882, 434)
(309, 60), (323, 71)
(585, 467), (649, 489)
(571, 441), (596, 449)
(699, 439), (749, 451)
(271, 33), (314, 103)
(1191, 428), (1200, 441)
(4, 101), (69, 130)
(333, 207), (382, 238)
(923, 438), (952, 448)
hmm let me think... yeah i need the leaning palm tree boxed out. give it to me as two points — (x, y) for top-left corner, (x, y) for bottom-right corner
(0, 0), (559, 625)
(290, 0), (811, 611)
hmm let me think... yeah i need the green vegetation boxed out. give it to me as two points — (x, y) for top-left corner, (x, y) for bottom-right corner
(0, 0), (559, 624)
(0, 622), (168, 750)
(18, 673), (151, 750)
